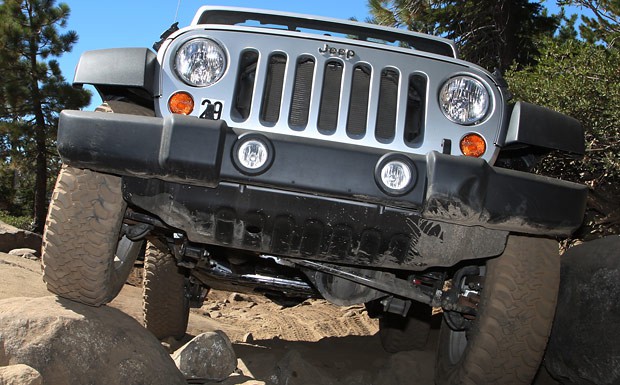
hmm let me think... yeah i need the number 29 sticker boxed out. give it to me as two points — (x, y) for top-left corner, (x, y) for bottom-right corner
(199, 98), (224, 120)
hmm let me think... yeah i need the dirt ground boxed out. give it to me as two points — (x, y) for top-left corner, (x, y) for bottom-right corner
(0, 252), (559, 384)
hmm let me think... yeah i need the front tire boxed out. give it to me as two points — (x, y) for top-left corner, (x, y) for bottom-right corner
(42, 166), (140, 306)
(142, 242), (190, 340)
(435, 235), (560, 385)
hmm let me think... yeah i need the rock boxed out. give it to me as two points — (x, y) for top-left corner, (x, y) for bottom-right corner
(125, 265), (144, 287)
(220, 377), (266, 385)
(229, 292), (246, 302)
(172, 331), (237, 381)
(0, 296), (186, 385)
(545, 235), (620, 385)
(0, 221), (41, 255)
(268, 350), (336, 385)
(373, 350), (434, 385)
(342, 369), (374, 385)
(0, 364), (42, 385)
(243, 332), (254, 344)
(8, 248), (38, 260)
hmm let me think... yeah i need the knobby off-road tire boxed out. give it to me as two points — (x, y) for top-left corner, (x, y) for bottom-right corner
(379, 305), (432, 353)
(97, 99), (189, 339)
(42, 166), (140, 306)
(143, 242), (190, 340)
(435, 235), (560, 385)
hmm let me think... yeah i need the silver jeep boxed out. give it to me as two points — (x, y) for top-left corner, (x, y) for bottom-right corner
(42, 7), (586, 384)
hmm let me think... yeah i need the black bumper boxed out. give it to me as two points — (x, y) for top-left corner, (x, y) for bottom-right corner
(57, 110), (587, 238)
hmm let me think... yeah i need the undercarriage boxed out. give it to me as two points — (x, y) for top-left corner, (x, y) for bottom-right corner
(128, 211), (483, 324)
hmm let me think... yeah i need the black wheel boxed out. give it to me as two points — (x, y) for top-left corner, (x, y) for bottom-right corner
(142, 242), (190, 340)
(379, 304), (432, 353)
(42, 166), (141, 306)
(435, 235), (560, 385)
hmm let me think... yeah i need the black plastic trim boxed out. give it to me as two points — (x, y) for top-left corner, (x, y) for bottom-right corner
(57, 111), (226, 187)
(57, 110), (587, 235)
(123, 178), (508, 270)
(503, 102), (585, 155)
(73, 48), (158, 96)
(423, 152), (587, 235)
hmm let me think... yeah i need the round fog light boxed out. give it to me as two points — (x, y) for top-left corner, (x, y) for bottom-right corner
(375, 155), (417, 196)
(233, 135), (274, 175)
(239, 140), (268, 169)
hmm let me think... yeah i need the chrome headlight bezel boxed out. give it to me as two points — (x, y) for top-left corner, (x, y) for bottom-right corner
(174, 38), (227, 87)
(439, 76), (490, 125)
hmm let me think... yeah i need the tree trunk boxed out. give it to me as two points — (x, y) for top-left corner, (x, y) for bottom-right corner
(32, 127), (47, 234)
(29, 32), (47, 234)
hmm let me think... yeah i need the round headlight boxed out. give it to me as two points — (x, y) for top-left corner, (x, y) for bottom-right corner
(175, 38), (226, 87)
(439, 76), (489, 125)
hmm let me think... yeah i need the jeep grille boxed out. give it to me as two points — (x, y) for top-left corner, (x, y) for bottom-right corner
(230, 49), (427, 146)
(159, 29), (503, 161)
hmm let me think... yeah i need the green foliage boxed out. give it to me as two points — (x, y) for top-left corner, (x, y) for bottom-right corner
(560, 0), (620, 47)
(505, 38), (620, 237)
(0, 210), (32, 230)
(367, 0), (436, 33)
(367, 0), (559, 71)
(505, 39), (620, 186)
(0, 0), (90, 233)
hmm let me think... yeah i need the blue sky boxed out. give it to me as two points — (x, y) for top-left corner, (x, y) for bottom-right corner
(57, 0), (372, 108)
(54, 1), (591, 109)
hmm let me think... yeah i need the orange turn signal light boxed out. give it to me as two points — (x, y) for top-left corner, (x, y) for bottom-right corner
(168, 91), (194, 115)
(460, 133), (486, 158)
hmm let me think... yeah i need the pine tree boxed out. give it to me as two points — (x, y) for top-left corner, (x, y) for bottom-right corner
(560, 0), (620, 47)
(0, 0), (90, 233)
(367, 0), (559, 71)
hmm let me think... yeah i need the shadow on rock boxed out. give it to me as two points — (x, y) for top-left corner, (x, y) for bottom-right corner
(221, 333), (436, 385)
(0, 296), (186, 385)
(544, 235), (620, 385)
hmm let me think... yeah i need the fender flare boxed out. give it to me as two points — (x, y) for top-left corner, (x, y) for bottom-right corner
(502, 101), (585, 155)
(73, 48), (158, 97)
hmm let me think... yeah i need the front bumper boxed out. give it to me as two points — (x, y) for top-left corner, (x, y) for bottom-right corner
(58, 111), (587, 270)
(57, 110), (587, 239)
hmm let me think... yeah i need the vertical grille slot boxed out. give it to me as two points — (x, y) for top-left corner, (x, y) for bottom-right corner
(375, 69), (399, 141)
(317, 61), (343, 134)
(260, 53), (287, 125)
(346, 65), (371, 138)
(288, 57), (315, 129)
(404, 74), (427, 145)
(232, 50), (258, 122)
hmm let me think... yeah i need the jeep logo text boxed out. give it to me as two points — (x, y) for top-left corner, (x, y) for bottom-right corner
(319, 44), (355, 60)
